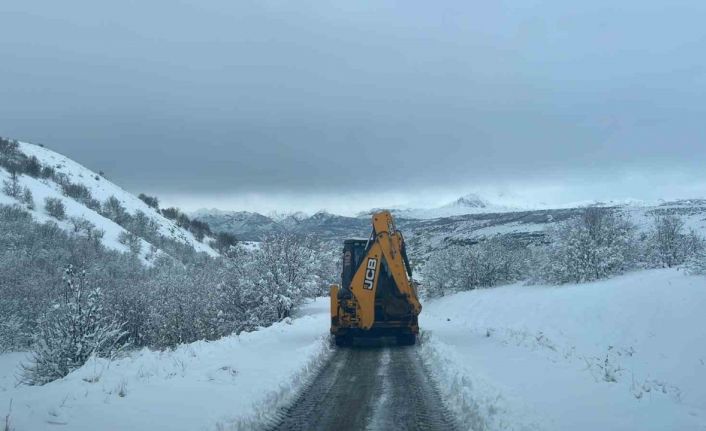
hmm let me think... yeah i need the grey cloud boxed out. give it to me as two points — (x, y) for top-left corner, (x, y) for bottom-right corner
(2, 0), (705, 212)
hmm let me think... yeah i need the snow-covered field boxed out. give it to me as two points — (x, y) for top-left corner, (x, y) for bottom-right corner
(0, 299), (331, 431)
(3, 270), (705, 430)
(421, 268), (706, 430)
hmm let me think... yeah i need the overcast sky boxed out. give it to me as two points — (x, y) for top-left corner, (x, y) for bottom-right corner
(2, 0), (706, 214)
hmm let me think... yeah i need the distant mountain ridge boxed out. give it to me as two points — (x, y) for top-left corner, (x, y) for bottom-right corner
(192, 208), (370, 242)
(192, 197), (706, 262)
(382, 193), (523, 219)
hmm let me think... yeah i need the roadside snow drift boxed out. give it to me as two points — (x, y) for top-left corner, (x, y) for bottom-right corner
(421, 268), (706, 431)
(0, 299), (331, 431)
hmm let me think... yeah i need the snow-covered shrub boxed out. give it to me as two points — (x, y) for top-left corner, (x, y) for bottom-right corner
(461, 238), (532, 288)
(125, 211), (162, 245)
(101, 196), (131, 226)
(21, 155), (42, 178)
(138, 193), (159, 210)
(421, 246), (465, 297)
(212, 256), (266, 335)
(253, 232), (319, 319)
(156, 206), (215, 242)
(541, 208), (636, 284)
(0, 136), (19, 156)
(143, 257), (223, 347)
(211, 232), (239, 255)
(160, 206), (180, 220)
(309, 240), (341, 297)
(205, 234), (333, 336)
(0, 138), (23, 177)
(421, 238), (533, 297)
(1, 171), (21, 198)
(188, 219), (211, 241)
(686, 238), (706, 275)
(118, 231), (142, 255)
(21, 265), (128, 385)
(40, 165), (55, 179)
(648, 215), (689, 268)
(0, 314), (25, 353)
(0, 138), (48, 182)
(44, 197), (66, 220)
(160, 207), (191, 229)
(20, 187), (33, 209)
(61, 182), (92, 202)
(69, 217), (95, 236)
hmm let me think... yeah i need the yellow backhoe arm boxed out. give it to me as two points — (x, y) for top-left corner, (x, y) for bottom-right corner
(349, 211), (422, 329)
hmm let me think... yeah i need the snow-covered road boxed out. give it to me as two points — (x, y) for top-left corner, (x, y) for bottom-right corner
(270, 345), (457, 431)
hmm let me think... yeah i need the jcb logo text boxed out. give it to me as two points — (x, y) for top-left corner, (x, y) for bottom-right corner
(363, 258), (377, 290)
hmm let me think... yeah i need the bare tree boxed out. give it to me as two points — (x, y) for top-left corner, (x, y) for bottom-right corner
(21, 187), (34, 209)
(421, 246), (462, 297)
(650, 214), (697, 268)
(652, 215), (684, 267)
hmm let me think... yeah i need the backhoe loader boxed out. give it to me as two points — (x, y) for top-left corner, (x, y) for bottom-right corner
(330, 210), (421, 346)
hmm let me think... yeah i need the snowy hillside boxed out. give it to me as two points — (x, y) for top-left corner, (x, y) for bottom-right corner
(0, 140), (217, 259)
(422, 268), (706, 430)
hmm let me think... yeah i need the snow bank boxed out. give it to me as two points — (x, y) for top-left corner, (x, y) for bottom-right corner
(420, 269), (706, 431)
(0, 298), (331, 431)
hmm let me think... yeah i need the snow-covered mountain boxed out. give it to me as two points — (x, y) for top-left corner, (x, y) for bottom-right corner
(192, 208), (282, 241)
(192, 209), (370, 241)
(383, 193), (523, 219)
(0, 139), (218, 261)
(268, 210), (308, 226)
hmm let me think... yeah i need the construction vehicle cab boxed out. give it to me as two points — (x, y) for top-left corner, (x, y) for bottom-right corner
(330, 210), (421, 346)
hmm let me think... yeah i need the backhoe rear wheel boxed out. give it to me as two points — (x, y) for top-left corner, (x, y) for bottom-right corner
(397, 334), (416, 346)
(334, 335), (352, 347)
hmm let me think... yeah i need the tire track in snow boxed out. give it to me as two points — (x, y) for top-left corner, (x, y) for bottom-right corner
(270, 344), (458, 431)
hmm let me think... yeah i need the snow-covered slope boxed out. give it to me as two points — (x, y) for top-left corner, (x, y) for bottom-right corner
(421, 268), (706, 430)
(0, 141), (217, 258)
(400, 200), (706, 262)
(0, 298), (331, 431)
